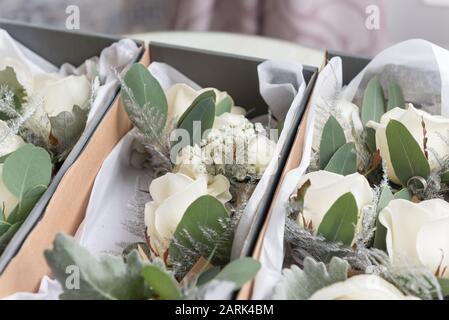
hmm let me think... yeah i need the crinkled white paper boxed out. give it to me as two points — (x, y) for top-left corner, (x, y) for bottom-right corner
(252, 57), (341, 300)
(231, 60), (306, 259)
(0, 28), (140, 125)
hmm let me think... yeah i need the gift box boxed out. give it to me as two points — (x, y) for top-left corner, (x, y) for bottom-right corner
(0, 40), (317, 297)
(238, 51), (371, 300)
(0, 20), (145, 294)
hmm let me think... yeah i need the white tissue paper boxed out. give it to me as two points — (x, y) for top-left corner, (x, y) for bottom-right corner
(253, 39), (449, 300)
(8, 59), (306, 299)
(0, 28), (140, 126)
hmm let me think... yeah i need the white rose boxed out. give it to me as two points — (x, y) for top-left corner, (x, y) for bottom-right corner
(34, 74), (91, 117)
(0, 57), (35, 95)
(379, 199), (449, 279)
(309, 275), (418, 300)
(144, 172), (231, 257)
(247, 134), (277, 176)
(296, 170), (373, 233)
(165, 83), (242, 122)
(313, 98), (364, 152)
(367, 104), (449, 185)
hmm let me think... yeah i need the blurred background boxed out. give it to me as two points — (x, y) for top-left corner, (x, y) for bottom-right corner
(1, 0), (449, 58)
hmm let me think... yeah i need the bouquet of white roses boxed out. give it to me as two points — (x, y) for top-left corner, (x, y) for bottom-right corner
(254, 40), (449, 300)
(22, 57), (307, 300)
(0, 29), (140, 256)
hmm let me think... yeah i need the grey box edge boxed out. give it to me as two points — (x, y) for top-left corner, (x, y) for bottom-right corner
(0, 20), (145, 274)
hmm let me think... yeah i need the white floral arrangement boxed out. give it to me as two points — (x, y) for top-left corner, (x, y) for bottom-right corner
(275, 72), (449, 300)
(42, 63), (282, 299)
(0, 56), (94, 254)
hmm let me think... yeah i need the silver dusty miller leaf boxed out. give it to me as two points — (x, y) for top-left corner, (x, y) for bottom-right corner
(273, 256), (349, 300)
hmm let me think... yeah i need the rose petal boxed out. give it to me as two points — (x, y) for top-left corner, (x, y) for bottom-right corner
(379, 199), (432, 265)
(154, 176), (208, 241)
(416, 217), (449, 278)
(149, 172), (195, 205)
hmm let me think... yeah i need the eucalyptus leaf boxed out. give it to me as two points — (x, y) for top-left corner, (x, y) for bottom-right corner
(141, 265), (181, 300)
(2, 144), (51, 200)
(6, 184), (47, 224)
(0, 222), (22, 253)
(317, 192), (358, 245)
(215, 95), (233, 116)
(361, 78), (385, 126)
(394, 188), (412, 200)
(0, 66), (27, 119)
(373, 186), (393, 250)
(121, 63), (168, 137)
(438, 278), (449, 298)
(387, 82), (405, 111)
(197, 266), (221, 287)
(386, 120), (430, 186)
(49, 105), (87, 159)
(365, 127), (377, 153)
(169, 195), (231, 270)
(273, 257), (349, 300)
(0, 152), (11, 164)
(319, 116), (346, 169)
(214, 258), (261, 290)
(45, 234), (153, 300)
(324, 142), (357, 176)
(177, 90), (216, 146)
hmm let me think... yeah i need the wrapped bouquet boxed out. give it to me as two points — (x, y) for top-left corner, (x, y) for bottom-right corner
(254, 40), (449, 300)
(15, 57), (308, 300)
(0, 29), (140, 255)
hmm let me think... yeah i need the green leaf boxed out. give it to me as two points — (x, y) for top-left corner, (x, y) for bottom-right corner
(373, 186), (393, 250)
(177, 90), (216, 146)
(324, 142), (357, 176)
(0, 152), (11, 164)
(386, 120), (430, 186)
(45, 234), (153, 300)
(273, 257), (349, 300)
(319, 116), (346, 169)
(0, 222), (22, 253)
(6, 184), (47, 224)
(438, 278), (449, 298)
(49, 105), (88, 160)
(121, 63), (168, 137)
(215, 95), (233, 116)
(377, 186), (394, 213)
(387, 82), (405, 111)
(365, 127), (377, 153)
(394, 188), (412, 200)
(0, 66), (27, 119)
(214, 258), (261, 290)
(361, 78), (385, 126)
(2, 144), (51, 200)
(141, 265), (181, 300)
(197, 266), (221, 287)
(317, 192), (358, 245)
(169, 195), (231, 269)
